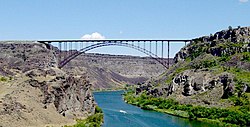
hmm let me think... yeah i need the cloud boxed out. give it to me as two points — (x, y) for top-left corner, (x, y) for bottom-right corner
(81, 32), (105, 40)
(239, 0), (248, 3)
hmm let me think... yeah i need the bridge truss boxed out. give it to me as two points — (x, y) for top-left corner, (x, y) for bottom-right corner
(37, 39), (191, 69)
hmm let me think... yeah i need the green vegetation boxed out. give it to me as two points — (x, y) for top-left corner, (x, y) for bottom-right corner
(217, 42), (245, 49)
(0, 76), (13, 82)
(191, 58), (218, 69)
(241, 52), (250, 62)
(229, 94), (249, 106)
(0, 77), (8, 82)
(124, 91), (250, 127)
(228, 68), (250, 85)
(0, 76), (8, 82)
(190, 46), (205, 60)
(65, 113), (103, 127)
(64, 106), (103, 127)
(218, 54), (232, 62)
(95, 106), (103, 114)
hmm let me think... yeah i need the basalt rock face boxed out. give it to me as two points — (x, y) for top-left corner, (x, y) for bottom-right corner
(0, 41), (95, 127)
(27, 74), (95, 118)
(136, 26), (250, 107)
(63, 53), (172, 90)
(171, 71), (234, 97)
(70, 53), (170, 78)
(0, 41), (57, 74)
(174, 26), (250, 63)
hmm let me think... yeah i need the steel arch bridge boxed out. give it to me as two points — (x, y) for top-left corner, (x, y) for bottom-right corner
(38, 39), (191, 69)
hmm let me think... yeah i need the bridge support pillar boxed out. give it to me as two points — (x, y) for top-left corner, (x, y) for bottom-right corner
(59, 42), (62, 63)
(168, 41), (170, 68)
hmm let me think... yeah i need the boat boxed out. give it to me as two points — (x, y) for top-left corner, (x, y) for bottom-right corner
(119, 110), (127, 114)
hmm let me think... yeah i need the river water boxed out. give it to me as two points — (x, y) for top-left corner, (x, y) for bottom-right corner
(94, 91), (216, 127)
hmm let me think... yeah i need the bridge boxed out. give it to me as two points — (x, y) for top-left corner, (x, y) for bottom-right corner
(37, 39), (192, 69)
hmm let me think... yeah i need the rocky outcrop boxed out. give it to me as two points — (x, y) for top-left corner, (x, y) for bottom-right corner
(172, 71), (234, 98)
(0, 74), (85, 127)
(27, 74), (95, 118)
(199, 26), (250, 43)
(174, 26), (250, 63)
(0, 41), (58, 73)
(136, 70), (234, 98)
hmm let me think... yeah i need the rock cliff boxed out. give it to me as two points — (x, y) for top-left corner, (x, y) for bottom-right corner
(136, 26), (250, 107)
(0, 42), (95, 127)
(0, 41), (57, 74)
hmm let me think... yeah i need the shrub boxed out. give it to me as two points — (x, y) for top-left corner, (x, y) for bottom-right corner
(64, 113), (103, 127)
(190, 47), (204, 60)
(0, 77), (7, 82)
(202, 59), (217, 68)
(219, 54), (231, 62)
(191, 59), (218, 69)
(95, 106), (103, 113)
(242, 52), (250, 62)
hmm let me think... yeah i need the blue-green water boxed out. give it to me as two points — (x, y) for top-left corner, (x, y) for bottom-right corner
(94, 91), (216, 127)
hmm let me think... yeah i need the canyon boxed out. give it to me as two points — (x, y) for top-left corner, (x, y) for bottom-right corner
(0, 41), (169, 126)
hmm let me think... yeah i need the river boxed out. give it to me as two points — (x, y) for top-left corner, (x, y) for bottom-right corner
(94, 91), (216, 127)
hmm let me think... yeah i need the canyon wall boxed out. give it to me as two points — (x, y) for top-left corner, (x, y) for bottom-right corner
(0, 41), (95, 127)
(62, 53), (173, 89)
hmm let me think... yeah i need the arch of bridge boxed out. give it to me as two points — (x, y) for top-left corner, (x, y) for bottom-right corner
(58, 41), (168, 68)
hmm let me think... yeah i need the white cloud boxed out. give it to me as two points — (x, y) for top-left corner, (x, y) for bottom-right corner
(239, 0), (248, 3)
(81, 32), (105, 40)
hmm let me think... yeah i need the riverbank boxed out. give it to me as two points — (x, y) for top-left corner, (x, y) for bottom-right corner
(123, 91), (249, 127)
(93, 88), (125, 92)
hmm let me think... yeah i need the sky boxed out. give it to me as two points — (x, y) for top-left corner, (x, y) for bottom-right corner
(0, 0), (250, 57)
